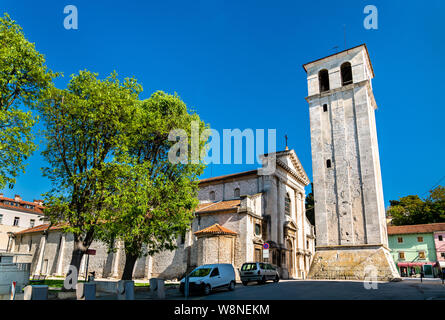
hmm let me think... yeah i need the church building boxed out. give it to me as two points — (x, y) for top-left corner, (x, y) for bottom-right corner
(8, 149), (315, 280)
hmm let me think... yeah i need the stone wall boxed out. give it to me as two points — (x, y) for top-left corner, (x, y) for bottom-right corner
(307, 45), (387, 247)
(308, 246), (400, 281)
(198, 176), (262, 203)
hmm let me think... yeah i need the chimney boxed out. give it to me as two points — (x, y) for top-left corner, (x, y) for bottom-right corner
(34, 199), (43, 206)
(14, 194), (21, 202)
(0, 193), (3, 198)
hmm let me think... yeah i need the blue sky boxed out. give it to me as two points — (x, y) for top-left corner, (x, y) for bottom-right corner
(1, 0), (444, 207)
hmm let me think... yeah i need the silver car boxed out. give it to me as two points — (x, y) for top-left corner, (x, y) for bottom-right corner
(240, 262), (279, 285)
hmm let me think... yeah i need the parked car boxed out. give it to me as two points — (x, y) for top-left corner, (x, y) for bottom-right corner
(179, 263), (236, 295)
(239, 262), (279, 285)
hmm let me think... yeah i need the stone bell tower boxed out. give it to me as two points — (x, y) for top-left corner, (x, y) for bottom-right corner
(304, 44), (399, 280)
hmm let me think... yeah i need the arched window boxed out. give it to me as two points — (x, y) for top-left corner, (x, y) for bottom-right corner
(284, 193), (291, 216)
(209, 191), (215, 201)
(341, 62), (353, 86)
(318, 69), (330, 93)
(234, 188), (240, 198)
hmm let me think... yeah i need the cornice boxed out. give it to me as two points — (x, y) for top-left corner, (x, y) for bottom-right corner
(305, 80), (377, 110)
(276, 159), (310, 186)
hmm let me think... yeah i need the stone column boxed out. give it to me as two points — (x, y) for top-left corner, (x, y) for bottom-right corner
(145, 255), (153, 280)
(268, 177), (278, 243)
(56, 234), (66, 276)
(276, 177), (283, 246)
(34, 236), (47, 275)
(79, 254), (86, 276)
(112, 241), (123, 278)
(9, 236), (15, 253)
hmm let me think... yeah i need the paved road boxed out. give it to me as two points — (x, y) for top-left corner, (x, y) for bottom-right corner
(162, 279), (445, 300)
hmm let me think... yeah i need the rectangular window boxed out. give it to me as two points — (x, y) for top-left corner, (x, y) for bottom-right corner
(13, 217), (20, 226)
(439, 235), (443, 241)
(441, 252), (445, 258)
(0, 214), (3, 224)
(418, 251), (426, 259)
(417, 236), (423, 242)
(30, 219), (35, 228)
(398, 252), (405, 259)
(397, 237), (403, 243)
(254, 223), (261, 236)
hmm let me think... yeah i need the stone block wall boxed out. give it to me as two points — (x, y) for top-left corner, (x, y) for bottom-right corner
(307, 55), (386, 247)
(198, 177), (261, 203)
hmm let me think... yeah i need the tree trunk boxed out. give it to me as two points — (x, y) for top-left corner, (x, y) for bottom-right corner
(69, 245), (85, 278)
(62, 241), (86, 291)
(121, 251), (138, 280)
(66, 230), (95, 282)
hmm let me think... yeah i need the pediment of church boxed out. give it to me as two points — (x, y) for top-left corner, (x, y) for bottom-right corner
(284, 220), (298, 231)
(275, 149), (310, 186)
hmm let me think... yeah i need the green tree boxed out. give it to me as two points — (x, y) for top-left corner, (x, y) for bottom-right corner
(387, 186), (445, 226)
(100, 91), (208, 280)
(426, 185), (445, 222)
(0, 13), (56, 189)
(37, 70), (142, 277)
(305, 183), (315, 226)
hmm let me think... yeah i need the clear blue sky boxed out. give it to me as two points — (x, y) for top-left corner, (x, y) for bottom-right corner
(1, 0), (444, 207)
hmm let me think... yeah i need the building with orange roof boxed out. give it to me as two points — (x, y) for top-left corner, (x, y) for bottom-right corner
(8, 149), (315, 280)
(0, 194), (45, 252)
(387, 223), (445, 278)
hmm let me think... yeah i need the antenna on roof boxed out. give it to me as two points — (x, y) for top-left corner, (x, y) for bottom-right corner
(285, 134), (289, 151)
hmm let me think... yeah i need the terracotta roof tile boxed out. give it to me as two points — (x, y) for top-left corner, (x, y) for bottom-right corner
(194, 223), (237, 236)
(0, 195), (45, 215)
(14, 223), (65, 235)
(387, 223), (445, 235)
(196, 199), (241, 214)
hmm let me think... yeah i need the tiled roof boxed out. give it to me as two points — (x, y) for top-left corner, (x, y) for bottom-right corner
(387, 223), (445, 235)
(0, 195), (44, 215)
(14, 223), (65, 235)
(194, 223), (237, 236)
(199, 170), (258, 185)
(196, 199), (241, 214)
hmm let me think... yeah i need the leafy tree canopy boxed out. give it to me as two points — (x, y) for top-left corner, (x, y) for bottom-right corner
(0, 13), (56, 188)
(387, 186), (445, 225)
(37, 70), (142, 271)
(98, 91), (208, 280)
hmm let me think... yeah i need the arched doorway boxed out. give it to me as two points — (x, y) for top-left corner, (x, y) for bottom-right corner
(286, 239), (294, 278)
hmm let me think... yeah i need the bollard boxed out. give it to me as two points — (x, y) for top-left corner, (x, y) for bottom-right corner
(149, 278), (165, 299)
(23, 285), (48, 300)
(116, 280), (134, 300)
(76, 282), (96, 300)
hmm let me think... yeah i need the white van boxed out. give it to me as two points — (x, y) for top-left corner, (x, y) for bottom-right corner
(179, 263), (236, 295)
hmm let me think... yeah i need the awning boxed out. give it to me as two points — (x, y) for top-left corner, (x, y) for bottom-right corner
(397, 262), (437, 267)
